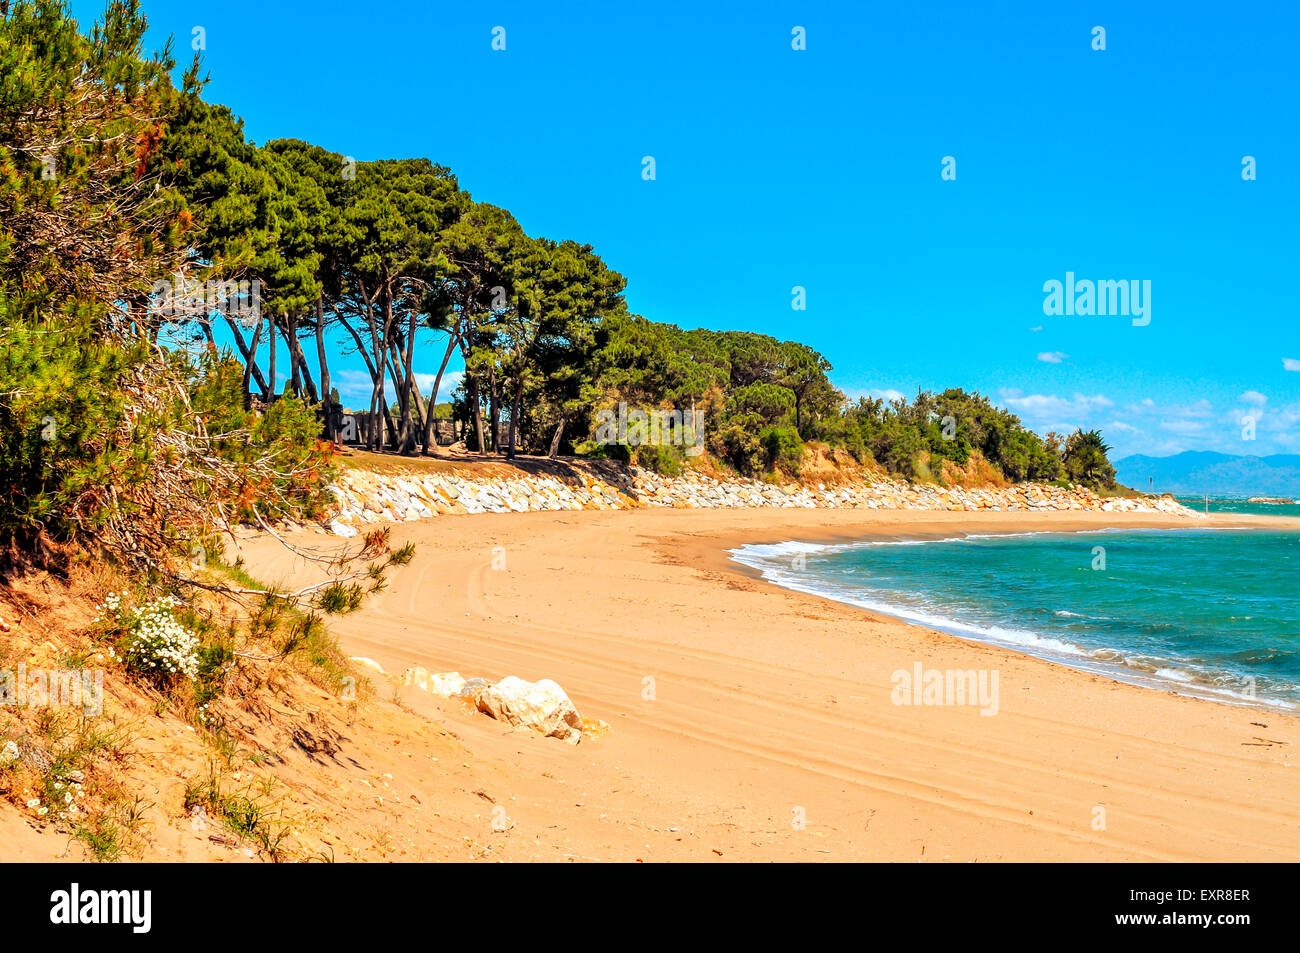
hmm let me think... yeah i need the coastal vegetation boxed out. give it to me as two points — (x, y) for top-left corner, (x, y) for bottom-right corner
(0, 0), (1124, 857)
(0, 0), (417, 858)
(0, 1), (1267, 873)
(0, 1), (1117, 512)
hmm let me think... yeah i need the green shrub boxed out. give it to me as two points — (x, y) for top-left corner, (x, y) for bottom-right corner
(633, 444), (684, 477)
(759, 425), (803, 476)
(710, 413), (765, 475)
(0, 299), (333, 563)
(1062, 429), (1116, 488)
(578, 439), (631, 463)
(0, 304), (151, 548)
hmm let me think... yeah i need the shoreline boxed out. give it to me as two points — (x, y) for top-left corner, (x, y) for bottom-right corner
(240, 507), (1300, 861)
(727, 525), (1300, 715)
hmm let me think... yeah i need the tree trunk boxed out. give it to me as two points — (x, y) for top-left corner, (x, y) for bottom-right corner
(389, 335), (425, 453)
(398, 307), (419, 454)
(366, 276), (393, 451)
(506, 377), (525, 459)
(315, 295), (333, 442)
(224, 314), (269, 401)
(488, 366), (500, 452)
(267, 316), (278, 399)
(467, 376), (485, 453)
(296, 339), (320, 402)
(421, 331), (458, 455)
(506, 374), (527, 457)
(409, 375), (428, 432)
(339, 313), (377, 378)
(287, 311), (302, 396)
(296, 318), (320, 402)
(459, 322), (486, 454)
(548, 416), (566, 458)
(380, 398), (399, 449)
(340, 311), (384, 446)
(285, 318), (319, 403)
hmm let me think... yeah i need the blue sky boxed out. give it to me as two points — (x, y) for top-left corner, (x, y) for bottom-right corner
(73, 0), (1300, 459)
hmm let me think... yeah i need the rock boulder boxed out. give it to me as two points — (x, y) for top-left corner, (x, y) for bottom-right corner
(476, 676), (583, 744)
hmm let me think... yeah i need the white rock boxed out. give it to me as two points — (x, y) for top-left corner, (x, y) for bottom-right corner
(330, 519), (358, 538)
(402, 666), (430, 690)
(350, 656), (386, 675)
(476, 675), (583, 744)
(401, 667), (467, 697)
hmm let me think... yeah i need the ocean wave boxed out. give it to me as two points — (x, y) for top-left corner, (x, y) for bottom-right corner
(729, 535), (1300, 712)
(731, 551), (1095, 659)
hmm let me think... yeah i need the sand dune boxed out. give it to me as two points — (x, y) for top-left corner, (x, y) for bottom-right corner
(239, 508), (1300, 861)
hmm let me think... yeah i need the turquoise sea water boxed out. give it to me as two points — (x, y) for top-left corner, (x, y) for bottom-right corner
(731, 528), (1300, 709)
(1175, 497), (1300, 518)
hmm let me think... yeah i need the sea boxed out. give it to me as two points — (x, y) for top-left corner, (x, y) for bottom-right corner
(1175, 496), (1300, 518)
(731, 520), (1300, 710)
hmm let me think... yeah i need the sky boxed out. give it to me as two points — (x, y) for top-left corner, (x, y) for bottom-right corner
(71, 0), (1300, 459)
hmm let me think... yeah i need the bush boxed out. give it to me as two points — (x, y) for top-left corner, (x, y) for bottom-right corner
(710, 413), (765, 475)
(759, 425), (803, 476)
(872, 419), (925, 479)
(634, 444), (684, 477)
(580, 439), (631, 463)
(1062, 429), (1116, 488)
(842, 388), (1084, 485)
(0, 299), (333, 566)
(96, 592), (200, 688)
(187, 350), (335, 522)
(728, 382), (795, 422)
(0, 303), (151, 550)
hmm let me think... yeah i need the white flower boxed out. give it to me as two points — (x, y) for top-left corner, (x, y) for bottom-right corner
(121, 596), (200, 681)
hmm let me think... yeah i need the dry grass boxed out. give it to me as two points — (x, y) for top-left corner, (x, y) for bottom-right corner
(0, 555), (384, 862)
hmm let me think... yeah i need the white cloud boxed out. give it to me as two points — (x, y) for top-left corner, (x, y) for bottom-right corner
(1029, 325), (1043, 332)
(1278, 401), (1300, 427)
(1238, 390), (1268, 406)
(415, 370), (465, 403)
(993, 390), (1119, 448)
(1143, 436), (1192, 456)
(333, 369), (376, 406)
(1125, 397), (1213, 418)
(1219, 398), (1300, 436)
(843, 387), (907, 403)
(1000, 392), (1112, 416)
(1284, 358), (1300, 372)
(1037, 351), (1068, 364)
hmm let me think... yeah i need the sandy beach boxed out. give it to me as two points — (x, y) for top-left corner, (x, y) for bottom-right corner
(240, 508), (1300, 861)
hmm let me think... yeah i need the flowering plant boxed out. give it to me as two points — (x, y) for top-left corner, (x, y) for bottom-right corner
(96, 592), (199, 682)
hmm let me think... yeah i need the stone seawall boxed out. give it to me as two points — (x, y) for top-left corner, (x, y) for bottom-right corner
(323, 466), (1201, 536)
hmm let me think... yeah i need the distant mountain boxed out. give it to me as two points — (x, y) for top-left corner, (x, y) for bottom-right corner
(1114, 451), (1300, 497)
